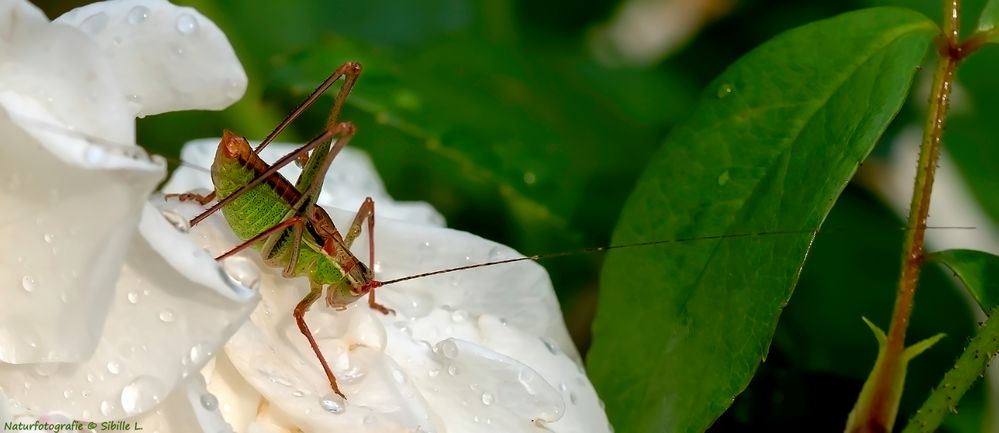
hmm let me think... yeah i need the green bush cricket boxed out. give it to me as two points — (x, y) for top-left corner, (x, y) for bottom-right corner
(172, 61), (394, 399)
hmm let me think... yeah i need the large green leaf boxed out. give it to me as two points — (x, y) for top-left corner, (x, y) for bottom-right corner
(977, 0), (999, 41)
(931, 249), (999, 314)
(589, 8), (938, 433)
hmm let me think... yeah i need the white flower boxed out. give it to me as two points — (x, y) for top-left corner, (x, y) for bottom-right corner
(0, 0), (254, 429)
(160, 140), (613, 433)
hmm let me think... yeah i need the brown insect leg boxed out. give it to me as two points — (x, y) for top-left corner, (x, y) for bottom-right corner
(295, 283), (345, 398)
(164, 191), (216, 205)
(254, 61), (362, 156)
(215, 216), (303, 261)
(343, 197), (393, 316)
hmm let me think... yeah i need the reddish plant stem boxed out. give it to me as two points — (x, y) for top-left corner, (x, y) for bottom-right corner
(860, 1), (960, 431)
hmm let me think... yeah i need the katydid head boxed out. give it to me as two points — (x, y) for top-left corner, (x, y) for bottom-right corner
(324, 274), (381, 309)
(219, 129), (253, 160)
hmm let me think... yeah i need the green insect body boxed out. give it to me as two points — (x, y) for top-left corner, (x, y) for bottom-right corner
(210, 130), (371, 308)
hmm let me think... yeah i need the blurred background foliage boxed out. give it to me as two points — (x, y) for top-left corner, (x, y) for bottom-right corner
(35, 0), (999, 431)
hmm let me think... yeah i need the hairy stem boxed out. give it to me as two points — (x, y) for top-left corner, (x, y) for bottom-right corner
(858, 1), (959, 430)
(902, 305), (999, 433)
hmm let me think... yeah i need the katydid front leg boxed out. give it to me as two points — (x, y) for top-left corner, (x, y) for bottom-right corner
(338, 197), (393, 315)
(295, 282), (345, 399)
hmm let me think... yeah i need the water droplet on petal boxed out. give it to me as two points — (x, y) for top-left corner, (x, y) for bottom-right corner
(428, 367), (441, 377)
(127, 291), (139, 304)
(175, 13), (198, 34)
(447, 364), (459, 376)
(569, 392), (578, 405)
(319, 393), (345, 413)
(120, 376), (162, 415)
(99, 400), (113, 416)
(82, 145), (105, 164)
(438, 340), (459, 359)
(481, 392), (494, 406)
(159, 209), (190, 232)
(391, 368), (405, 383)
(200, 393), (218, 411)
(63, 390), (73, 399)
(42, 233), (53, 244)
(517, 368), (536, 385)
(21, 275), (36, 293)
(540, 338), (558, 354)
(189, 343), (210, 364)
(339, 364), (366, 384)
(127, 6), (149, 24)
(158, 309), (175, 323)
(291, 390), (304, 397)
(106, 361), (121, 375)
(451, 310), (469, 322)
(220, 256), (261, 291)
(80, 12), (108, 35)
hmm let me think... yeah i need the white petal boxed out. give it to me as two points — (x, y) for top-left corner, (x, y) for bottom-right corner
(365, 210), (578, 360)
(163, 139), (446, 226)
(205, 353), (262, 433)
(391, 322), (566, 432)
(55, 0), (247, 117)
(123, 376), (234, 433)
(0, 97), (163, 365)
(0, 1), (133, 145)
(0, 202), (257, 420)
(473, 316), (611, 433)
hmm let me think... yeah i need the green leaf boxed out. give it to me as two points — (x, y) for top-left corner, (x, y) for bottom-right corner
(930, 249), (999, 314)
(588, 8), (938, 433)
(977, 0), (999, 38)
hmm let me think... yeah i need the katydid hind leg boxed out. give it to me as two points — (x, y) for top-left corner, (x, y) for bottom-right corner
(293, 121), (356, 206)
(254, 61), (362, 156)
(215, 216), (304, 261)
(295, 283), (345, 399)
